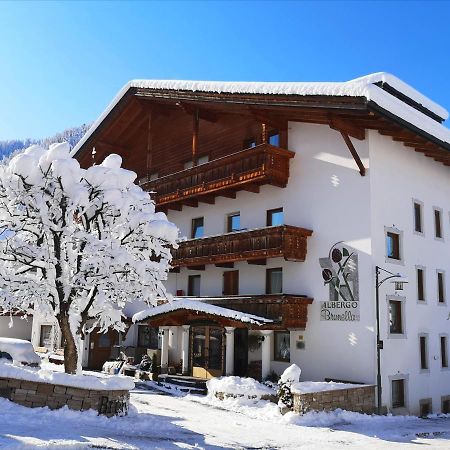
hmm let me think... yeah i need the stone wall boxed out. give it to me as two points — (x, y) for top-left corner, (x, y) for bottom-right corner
(292, 385), (375, 415)
(0, 377), (130, 417)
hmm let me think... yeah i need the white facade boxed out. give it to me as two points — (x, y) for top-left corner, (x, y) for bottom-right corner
(0, 316), (33, 341)
(161, 122), (449, 415)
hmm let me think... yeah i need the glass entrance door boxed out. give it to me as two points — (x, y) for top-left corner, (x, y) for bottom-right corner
(191, 326), (224, 379)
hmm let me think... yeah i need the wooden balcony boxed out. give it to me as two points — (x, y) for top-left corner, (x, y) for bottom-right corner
(171, 225), (313, 268)
(140, 144), (295, 211)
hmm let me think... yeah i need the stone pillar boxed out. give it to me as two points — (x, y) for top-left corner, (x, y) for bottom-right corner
(181, 325), (190, 375)
(225, 327), (235, 376)
(160, 327), (169, 373)
(261, 330), (273, 380)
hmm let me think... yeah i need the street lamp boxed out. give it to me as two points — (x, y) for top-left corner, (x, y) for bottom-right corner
(375, 266), (408, 414)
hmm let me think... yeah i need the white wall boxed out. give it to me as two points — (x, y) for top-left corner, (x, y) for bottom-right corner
(369, 130), (450, 415)
(0, 316), (33, 340)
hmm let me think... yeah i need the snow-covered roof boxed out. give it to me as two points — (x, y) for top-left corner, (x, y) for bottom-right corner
(132, 298), (273, 325)
(72, 72), (450, 156)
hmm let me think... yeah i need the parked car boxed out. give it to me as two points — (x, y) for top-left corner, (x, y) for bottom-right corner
(0, 337), (41, 367)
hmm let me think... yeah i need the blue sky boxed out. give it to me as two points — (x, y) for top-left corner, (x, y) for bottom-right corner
(0, 1), (449, 140)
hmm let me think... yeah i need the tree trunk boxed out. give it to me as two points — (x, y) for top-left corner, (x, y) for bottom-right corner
(58, 313), (78, 374)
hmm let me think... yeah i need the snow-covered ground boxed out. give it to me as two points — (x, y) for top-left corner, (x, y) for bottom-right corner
(0, 382), (449, 449)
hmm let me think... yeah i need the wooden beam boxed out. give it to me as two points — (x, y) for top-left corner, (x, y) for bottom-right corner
(146, 112), (152, 177)
(169, 267), (180, 273)
(187, 265), (205, 271)
(215, 262), (234, 268)
(177, 102), (218, 122)
(261, 123), (268, 144)
(167, 203), (182, 211)
(192, 110), (199, 166)
(340, 132), (366, 176)
(241, 184), (260, 194)
(181, 198), (199, 208)
(247, 259), (267, 266)
(329, 116), (365, 141)
(198, 195), (215, 205)
(218, 191), (237, 199)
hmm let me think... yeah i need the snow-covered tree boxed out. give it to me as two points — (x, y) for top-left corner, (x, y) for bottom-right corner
(0, 143), (178, 374)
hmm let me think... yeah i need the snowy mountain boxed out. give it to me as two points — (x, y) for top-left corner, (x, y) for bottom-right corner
(0, 123), (91, 161)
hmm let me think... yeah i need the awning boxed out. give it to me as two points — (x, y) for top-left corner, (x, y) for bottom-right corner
(132, 298), (273, 326)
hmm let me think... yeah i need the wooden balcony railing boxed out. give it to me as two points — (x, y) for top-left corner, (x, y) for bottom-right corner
(171, 225), (313, 268)
(140, 144), (295, 211)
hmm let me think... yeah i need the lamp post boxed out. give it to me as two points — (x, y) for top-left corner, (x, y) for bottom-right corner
(375, 266), (408, 415)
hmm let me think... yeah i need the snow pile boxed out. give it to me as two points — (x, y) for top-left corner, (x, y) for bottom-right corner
(133, 298), (273, 325)
(291, 381), (366, 394)
(0, 337), (40, 366)
(0, 360), (134, 390)
(206, 376), (275, 398)
(280, 364), (302, 384)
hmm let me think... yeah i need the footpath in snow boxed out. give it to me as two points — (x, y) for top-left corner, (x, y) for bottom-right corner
(0, 382), (449, 449)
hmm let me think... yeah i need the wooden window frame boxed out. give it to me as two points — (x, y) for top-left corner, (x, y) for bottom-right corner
(188, 274), (201, 297)
(440, 334), (449, 369)
(412, 200), (424, 235)
(191, 217), (204, 239)
(433, 207), (443, 240)
(266, 208), (284, 227)
(273, 331), (290, 362)
(419, 334), (429, 371)
(391, 378), (406, 409)
(266, 267), (283, 295)
(226, 212), (241, 233)
(385, 227), (403, 265)
(416, 266), (426, 302)
(388, 297), (405, 336)
(39, 324), (53, 348)
(222, 270), (239, 296)
(437, 270), (446, 304)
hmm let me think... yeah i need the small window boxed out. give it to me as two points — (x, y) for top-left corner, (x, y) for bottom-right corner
(386, 231), (400, 260)
(184, 160), (194, 170)
(413, 202), (423, 233)
(192, 217), (204, 239)
(267, 208), (284, 227)
(268, 131), (280, 147)
(438, 271), (446, 303)
(223, 270), (239, 296)
(149, 172), (158, 181)
(266, 268), (282, 294)
(419, 335), (428, 370)
(39, 325), (53, 348)
(417, 268), (425, 301)
(98, 333), (111, 348)
(441, 336), (448, 368)
(227, 213), (240, 232)
(442, 397), (450, 414)
(420, 399), (432, 417)
(392, 379), (405, 408)
(138, 325), (159, 349)
(188, 275), (201, 296)
(389, 300), (403, 334)
(274, 331), (290, 362)
(434, 208), (443, 239)
(243, 137), (257, 149)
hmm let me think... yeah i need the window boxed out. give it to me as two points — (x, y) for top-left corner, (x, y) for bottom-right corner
(39, 325), (53, 348)
(274, 331), (290, 362)
(267, 208), (284, 227)
(442, 397), (450, 414)
(243, 137), (256, 149)
(149, 172), (158, 181)
(419, 335), (428, 370)
(223, 270), (239, 295)
(198, 155), (209, 165)
(434, 208), (443, 239)
(266, 268), (282, 294)
(420, 399), (432, 417)
(188, 275), (201, 296)
(268, 131), (280, 146)
(438, 271), (446, 303)
(386, 231), (400, 260)
(413, 201), (423, 233)
(391, 379), (405, 408)
(389, 300), (403, 334)
(227, 213), (240, 232)
(441, 336), (448, 368)
(191, 217), (204, 239)
(417, 267), (425, 301)
(138, 325), (159, 349)
(184, 160), (193, 170)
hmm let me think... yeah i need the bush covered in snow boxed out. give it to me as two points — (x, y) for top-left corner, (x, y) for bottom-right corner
(207, 376), (275, 399)
(0, 143), (178, 373)
(277, 364), (302, 410)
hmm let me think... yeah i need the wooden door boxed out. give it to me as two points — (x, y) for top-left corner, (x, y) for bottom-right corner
(88, 328), (118, 370)
(223, 270), (239, 295)
(191, 326), (224, 379)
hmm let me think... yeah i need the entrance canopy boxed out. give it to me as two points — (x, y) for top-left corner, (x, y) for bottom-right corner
(132, 298), (273, 328)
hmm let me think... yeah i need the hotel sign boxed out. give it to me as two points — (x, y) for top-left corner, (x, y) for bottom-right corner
(319, 244), (359, 321)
